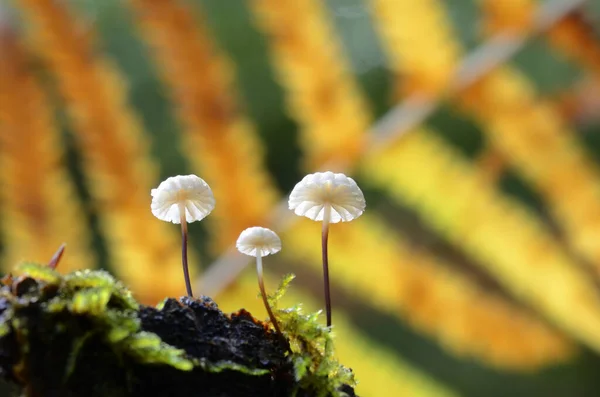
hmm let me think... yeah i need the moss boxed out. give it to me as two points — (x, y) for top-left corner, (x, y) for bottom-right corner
(270, 274), (357, 397)
(5, 263), (194, 373)
(0, 263), (356, 396)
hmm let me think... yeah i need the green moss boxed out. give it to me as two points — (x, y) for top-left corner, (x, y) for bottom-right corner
(269, 274), (357, 397)
(193, 359), (270, 376)
(6, 262), (192, 373)
(16, 262), (62, 285)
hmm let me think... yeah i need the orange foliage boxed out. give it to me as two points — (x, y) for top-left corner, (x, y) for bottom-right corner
(547, 11), (600, 82)
(15, 0), (191, 303)
(480, 0), (536, 35)
(249, 0), (371, 169)
(0, 30), (95, 273)
(128, 0), (278, 252)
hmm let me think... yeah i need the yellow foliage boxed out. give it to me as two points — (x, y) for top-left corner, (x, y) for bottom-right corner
(368, 0), (461, 97)
(249, 0), (371, 169)
(216, 273), (460, 397)
(282, 214), (574, 369)
(361, 128), (600, 352)
(15, 0), (191, 303)
(469, 0), (600, 280)
(372, 0), (600, 301)
(127, 0), (278, 252)
(460, 66), (600, 277)
(0, 32), (95, 274)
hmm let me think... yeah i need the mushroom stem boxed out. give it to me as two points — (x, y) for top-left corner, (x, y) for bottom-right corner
(179, 203), (193, 298)
(256, 254), (283, 336)
(321, 205), (332, 327)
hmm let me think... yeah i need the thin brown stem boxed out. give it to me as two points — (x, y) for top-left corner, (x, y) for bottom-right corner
(322, 206), (332, 327)
(47, 243), (66, 270)
(256, 255), (283, 336)
(179, 204), (193, 297)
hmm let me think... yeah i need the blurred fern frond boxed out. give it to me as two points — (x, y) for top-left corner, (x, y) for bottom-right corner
(361, 128), (600, 352)
(546, 10), (600, 81)
(283, 214), (574, 369)
(0, 28), (95, 273)
(248, 0), (371, 170)
(14, 0), (193, 301)
(371, 0), (600, 285)
(216, 274), (460, 397)
(459, 66), (600, 276)
(368, 0), (461, 97)
(3, 0), (600, 394)
(482, 0), (600, 83)
(127, 0), (278, 252)
(480, 0), (536, 35)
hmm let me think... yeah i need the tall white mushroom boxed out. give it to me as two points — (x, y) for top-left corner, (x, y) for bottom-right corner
(151, 174), (215, 297)
(288, 171), (365, 327)
(236, 226), (283, 336)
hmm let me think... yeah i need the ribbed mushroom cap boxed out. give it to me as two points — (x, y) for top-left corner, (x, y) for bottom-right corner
(151, 174), (215, 224)
(288, 171), (365, 223)
(236, 227), (282, 257)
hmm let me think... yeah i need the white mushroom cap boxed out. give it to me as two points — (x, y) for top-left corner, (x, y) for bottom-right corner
(288, 171), (366, 223)
(151, 175), (215, 224)
(236, 227), (282, 257)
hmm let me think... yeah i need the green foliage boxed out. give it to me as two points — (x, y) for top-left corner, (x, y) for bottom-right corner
(193, 359), (269, 376)
(269, 274), (356, 397)
(16, 262), (61, 285)
(9, 262), (193, 372)
(125, 331), (193, 370)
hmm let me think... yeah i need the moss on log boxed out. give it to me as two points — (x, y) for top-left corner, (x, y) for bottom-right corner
(0, 264), (357, 397)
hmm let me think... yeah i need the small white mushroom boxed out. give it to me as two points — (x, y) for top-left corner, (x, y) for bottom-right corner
(288, 171), (365, 327)
(151, 174), (215, 297)
(236, 226), (282, 257)
(236, 226), (283, 336)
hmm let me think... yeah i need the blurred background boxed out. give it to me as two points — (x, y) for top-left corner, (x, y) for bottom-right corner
(2, 0), (600, 395)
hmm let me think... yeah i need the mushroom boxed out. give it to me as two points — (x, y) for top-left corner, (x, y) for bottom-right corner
(288, 171), (365, 327)
(151, 174), (215, 297)
(236, 226), (283, 336)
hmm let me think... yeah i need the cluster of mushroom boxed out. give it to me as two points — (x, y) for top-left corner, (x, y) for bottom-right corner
(151, 171), (365, 334)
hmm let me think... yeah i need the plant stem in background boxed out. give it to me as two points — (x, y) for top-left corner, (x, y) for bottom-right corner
(47, 243), (66, 270)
